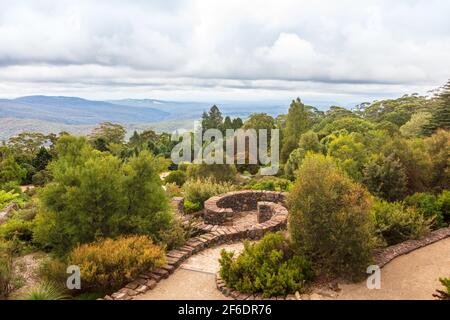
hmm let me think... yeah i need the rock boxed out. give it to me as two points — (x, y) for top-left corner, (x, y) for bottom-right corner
(310, 293), (323, 300)
(146, 279), (157, 289)
(0, 203), (19, 224)
(294, 291), (301, 300)
(315, 288), (338, 298)
(135, 285), (148, 294)
(111, 292), (127, 300)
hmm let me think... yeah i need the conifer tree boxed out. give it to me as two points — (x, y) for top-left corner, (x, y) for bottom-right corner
(422, 80), (450, 135)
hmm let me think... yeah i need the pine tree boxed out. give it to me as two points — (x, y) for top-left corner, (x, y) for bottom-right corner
(202, 105), (224, 132)
(280, 98), (311, 163)
(32, 147), (52, 171)
(223, 116), (233, 131)
(232, 117), (243, 129)
(422, 80), (450, 135)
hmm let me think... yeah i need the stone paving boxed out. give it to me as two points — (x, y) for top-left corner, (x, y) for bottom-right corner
(133, 243), (245, 300)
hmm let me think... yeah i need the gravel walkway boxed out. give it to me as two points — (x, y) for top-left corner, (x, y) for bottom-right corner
(134, 235), (450, 300)
(134, 243), (244, 300)
(337, 237), (450, 300)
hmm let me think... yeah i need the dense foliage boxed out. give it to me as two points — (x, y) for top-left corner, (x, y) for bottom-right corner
(245, 176), (291, 192)
(67, 236), (165, 293)
(0, 79), (449, 298)
(33, 136), (177, 255)
(219, 232), (314, 298)
(288, 154), (375, 280)
(182, 178), (235, 211)
(435, 278), (450, 300)
(371, 200), (431, 246)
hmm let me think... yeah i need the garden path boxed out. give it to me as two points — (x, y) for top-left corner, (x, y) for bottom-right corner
(133, 243), (244, 300)
(336, 237), (450, 300)
(134, 236), (450, 300)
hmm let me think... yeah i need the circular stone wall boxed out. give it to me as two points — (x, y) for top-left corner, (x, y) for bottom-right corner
(203, 190), (287, 225)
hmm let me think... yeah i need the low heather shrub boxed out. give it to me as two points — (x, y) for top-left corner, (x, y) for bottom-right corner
(68, 235), (166, 293)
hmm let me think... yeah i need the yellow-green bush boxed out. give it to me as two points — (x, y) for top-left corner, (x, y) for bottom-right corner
(186, 163), (237, 183)
(182, 178), (236, 209)
(68, 235), (166, 293)
(245, 176), (292, 192)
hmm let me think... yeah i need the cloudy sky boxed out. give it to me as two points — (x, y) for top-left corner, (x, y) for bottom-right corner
(0, 0), (449, 103)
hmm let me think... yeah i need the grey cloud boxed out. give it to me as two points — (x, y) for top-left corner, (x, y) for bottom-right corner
(0, 0), (449, 101)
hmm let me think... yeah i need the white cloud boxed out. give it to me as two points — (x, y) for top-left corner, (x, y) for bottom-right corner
(0, 0), (448, 102)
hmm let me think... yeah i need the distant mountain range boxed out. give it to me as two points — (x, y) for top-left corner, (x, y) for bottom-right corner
(0, 95), (344, 140)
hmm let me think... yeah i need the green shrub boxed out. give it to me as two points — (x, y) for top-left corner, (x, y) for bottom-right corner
(404, 193), (443, 227)
(187, 163), (237, 183)
(37, 258), (69, 287)
(33, 136), (177, 256)
(219, 232), (314, 298)
(164, 170), (187, 187)
(31, 170), (52, 186)
(284, 148), (306, 180)
(288, 153), (375, 280)
(363, 153), (408, 201)
(0, 241), (13, 298)
(182, 178), (236, 209)
(371, 200), (431, 246)
(164, 182), (182, 199)
(437, 190), (450, 224)
(177, 162), (189, 172)
(158, 218), (188, 250)
(184, 200), (201, 214)
(68, 235), (165, 293)
(245, 176), (291, 192)
(0, 217), (35, 253)
(0, 189), (21, 210)
(23, 281), (68, 300)
(435, 278), (450, 300)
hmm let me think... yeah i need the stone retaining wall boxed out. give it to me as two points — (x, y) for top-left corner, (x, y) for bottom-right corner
(204, 190), (287, 225)
(374, 226), (450, 267)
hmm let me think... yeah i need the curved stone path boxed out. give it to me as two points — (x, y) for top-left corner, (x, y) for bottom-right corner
(134, 237), (450, 300)
(134, 243), (244, 300)
(336, 237), (450, 300)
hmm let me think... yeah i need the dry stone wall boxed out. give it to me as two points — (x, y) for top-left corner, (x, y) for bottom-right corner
(103, 191), (289, 300)
(204, 190), (287, 225)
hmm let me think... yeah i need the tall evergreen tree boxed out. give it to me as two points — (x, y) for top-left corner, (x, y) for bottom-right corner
(232, 117), (243, 129)
(223, 116), (233, 131)
(422, 80), (450, 135)
(280, 98), (311, 163)
(202, 105), (224, 133)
